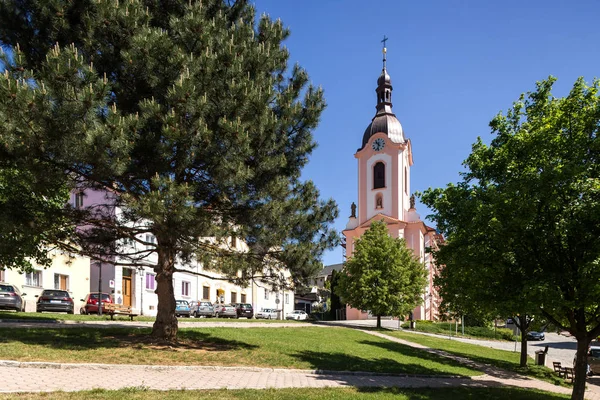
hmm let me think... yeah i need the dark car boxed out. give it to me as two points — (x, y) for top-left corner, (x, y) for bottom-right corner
(190, 301), (215, 318)
(234, 303), (254, 319)
(175, 300), (191, 318)
(36, 289), (74, 314)
(0, 283), (26, 312)
(526, 331), (545, 341)
(80, 293), (112, 314)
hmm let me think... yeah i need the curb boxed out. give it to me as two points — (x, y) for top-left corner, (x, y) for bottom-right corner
(0, 360), (465, 379)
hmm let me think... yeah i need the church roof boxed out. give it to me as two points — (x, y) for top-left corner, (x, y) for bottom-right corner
(360, 48), (405, 150)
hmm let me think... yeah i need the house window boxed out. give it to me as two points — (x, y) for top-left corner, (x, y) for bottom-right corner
(0, 268), (4, 282)
(231, 292), (237, 303)
(264, 289), (269, 300)
(202, 286), (210, 300)
(54, 274), (69, 290)
(74, 192), (84, 209)
(241, 294), (246, 303)
(25, 270), (42, 287)
(285, 293), (289, 304)
(145, 234), (156, 250)
(146, 273), (156, 290)
(373, 162), (385, 189)
(181, 281), (190, 297)
(231, 235), (237, 248)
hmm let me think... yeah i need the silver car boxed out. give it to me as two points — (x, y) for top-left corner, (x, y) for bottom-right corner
(256, 308), (278, 320)
(214, 304), (236, 318)
(0, 283), (26, 312)
(190, 301), (215, 318)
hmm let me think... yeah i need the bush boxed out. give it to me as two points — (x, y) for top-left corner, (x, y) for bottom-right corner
(401, 321), (516, 341)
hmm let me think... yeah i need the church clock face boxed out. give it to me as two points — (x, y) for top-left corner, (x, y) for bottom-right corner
(372, 138), (385, 151)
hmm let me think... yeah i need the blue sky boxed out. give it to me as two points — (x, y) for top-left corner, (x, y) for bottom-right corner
(253, 0), (600, 266)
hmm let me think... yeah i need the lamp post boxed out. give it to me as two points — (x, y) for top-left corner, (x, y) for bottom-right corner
(138, 267), (144, 316)
(96, 262), (103, 316)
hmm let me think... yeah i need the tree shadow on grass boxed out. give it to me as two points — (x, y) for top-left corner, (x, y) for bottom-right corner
(0, 327), (258, 352)
(354, 386), (569, 400)
(291, 340), (478, 376)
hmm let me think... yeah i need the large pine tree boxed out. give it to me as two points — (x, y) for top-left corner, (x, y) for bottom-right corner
(0, 0), (338, 340)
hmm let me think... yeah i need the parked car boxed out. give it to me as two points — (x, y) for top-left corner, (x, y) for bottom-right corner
(36, 290), (74, 314)
(574, 346), (600, 376)
(286, 310), (308, 321)
(214, 304), (236, 318)
(175, 300), (191, 317)
(80, 293), (112, 314)
(256, 308), (278, 320)
(234, 303), (254, 319)
(526, 331), (545, 341)
(0, 283), (26, 312)
(190, 301), (215, 318)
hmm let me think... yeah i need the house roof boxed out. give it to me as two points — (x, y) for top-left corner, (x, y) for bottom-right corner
(317, 263), (344, 278)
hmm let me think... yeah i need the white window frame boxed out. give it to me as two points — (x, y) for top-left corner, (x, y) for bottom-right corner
(74, 192), (84, 209)
(285, 293), (289, 304)
(25, 270), (42, 287)
(0, 268), (5, 282)
(264, 289), (269, 300)
(54, 273), (69, 290)
(181, 281), (190, 297)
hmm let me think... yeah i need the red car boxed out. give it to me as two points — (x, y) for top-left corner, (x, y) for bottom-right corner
(80, 293), (112, 314)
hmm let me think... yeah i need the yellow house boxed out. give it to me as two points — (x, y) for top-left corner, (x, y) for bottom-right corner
(0, 250), (91, 313)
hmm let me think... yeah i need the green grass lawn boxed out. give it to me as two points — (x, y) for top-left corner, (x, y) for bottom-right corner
(0, 326), (479, 376)
(387, 330), (567, 386)
(0, 311), (304, 323)
(401, 321), (516, 341)
(0, 387), (569, 400)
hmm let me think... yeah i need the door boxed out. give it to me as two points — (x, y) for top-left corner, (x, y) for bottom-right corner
(122, 276), (132, 306)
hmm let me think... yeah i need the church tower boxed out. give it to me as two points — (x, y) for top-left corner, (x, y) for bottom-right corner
(342, 44), (441, 321)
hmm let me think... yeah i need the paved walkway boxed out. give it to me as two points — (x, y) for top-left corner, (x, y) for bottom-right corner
(0, 320), (592, 398)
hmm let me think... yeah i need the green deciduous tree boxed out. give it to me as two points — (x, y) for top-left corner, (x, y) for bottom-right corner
(336, 221), (427, 328)
(422, 77), (600, 400)
(0, 0), (338, 341)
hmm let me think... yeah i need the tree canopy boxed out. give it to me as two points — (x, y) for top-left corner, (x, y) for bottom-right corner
(336, 220), (427, 328)
(421, 76), (600, 400)
(0, 0), (339, 341)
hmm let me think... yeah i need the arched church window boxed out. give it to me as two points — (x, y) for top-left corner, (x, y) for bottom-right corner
(374, 162), (385, 189)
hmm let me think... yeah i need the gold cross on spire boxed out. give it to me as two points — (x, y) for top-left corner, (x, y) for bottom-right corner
(381, 35), (388, 69)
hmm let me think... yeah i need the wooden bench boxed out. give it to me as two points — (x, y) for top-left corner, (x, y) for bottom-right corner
(561, 367), (575, 382)
(553, 362), (562, 374)
(103, 303), (138, 321)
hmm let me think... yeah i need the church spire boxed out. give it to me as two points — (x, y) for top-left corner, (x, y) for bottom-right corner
(376, 36), (393, 115)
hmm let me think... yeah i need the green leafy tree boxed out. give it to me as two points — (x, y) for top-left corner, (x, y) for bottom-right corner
(336, 221), (427, 328)
(0, 0), (338, 341)
(329, 269), (343, 320)
(422, 77), (600, 400)
(421, 179), (540, 367)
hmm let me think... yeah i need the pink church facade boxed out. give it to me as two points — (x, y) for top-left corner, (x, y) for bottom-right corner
(342, 48), (442, 321)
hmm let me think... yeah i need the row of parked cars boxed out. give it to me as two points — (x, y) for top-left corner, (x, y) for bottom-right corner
(175, 301), (255, 319)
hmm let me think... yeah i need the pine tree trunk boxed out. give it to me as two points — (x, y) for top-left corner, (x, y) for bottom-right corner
(571, 336), (590, 400)
(151, 246), (178, 341)
(377, 315), (381, 329)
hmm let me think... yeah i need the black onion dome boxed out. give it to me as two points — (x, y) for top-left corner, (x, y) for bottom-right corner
(377, 69), (391, 86)
(360, 64), (405, 150)
(362, 113), (404, 148)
